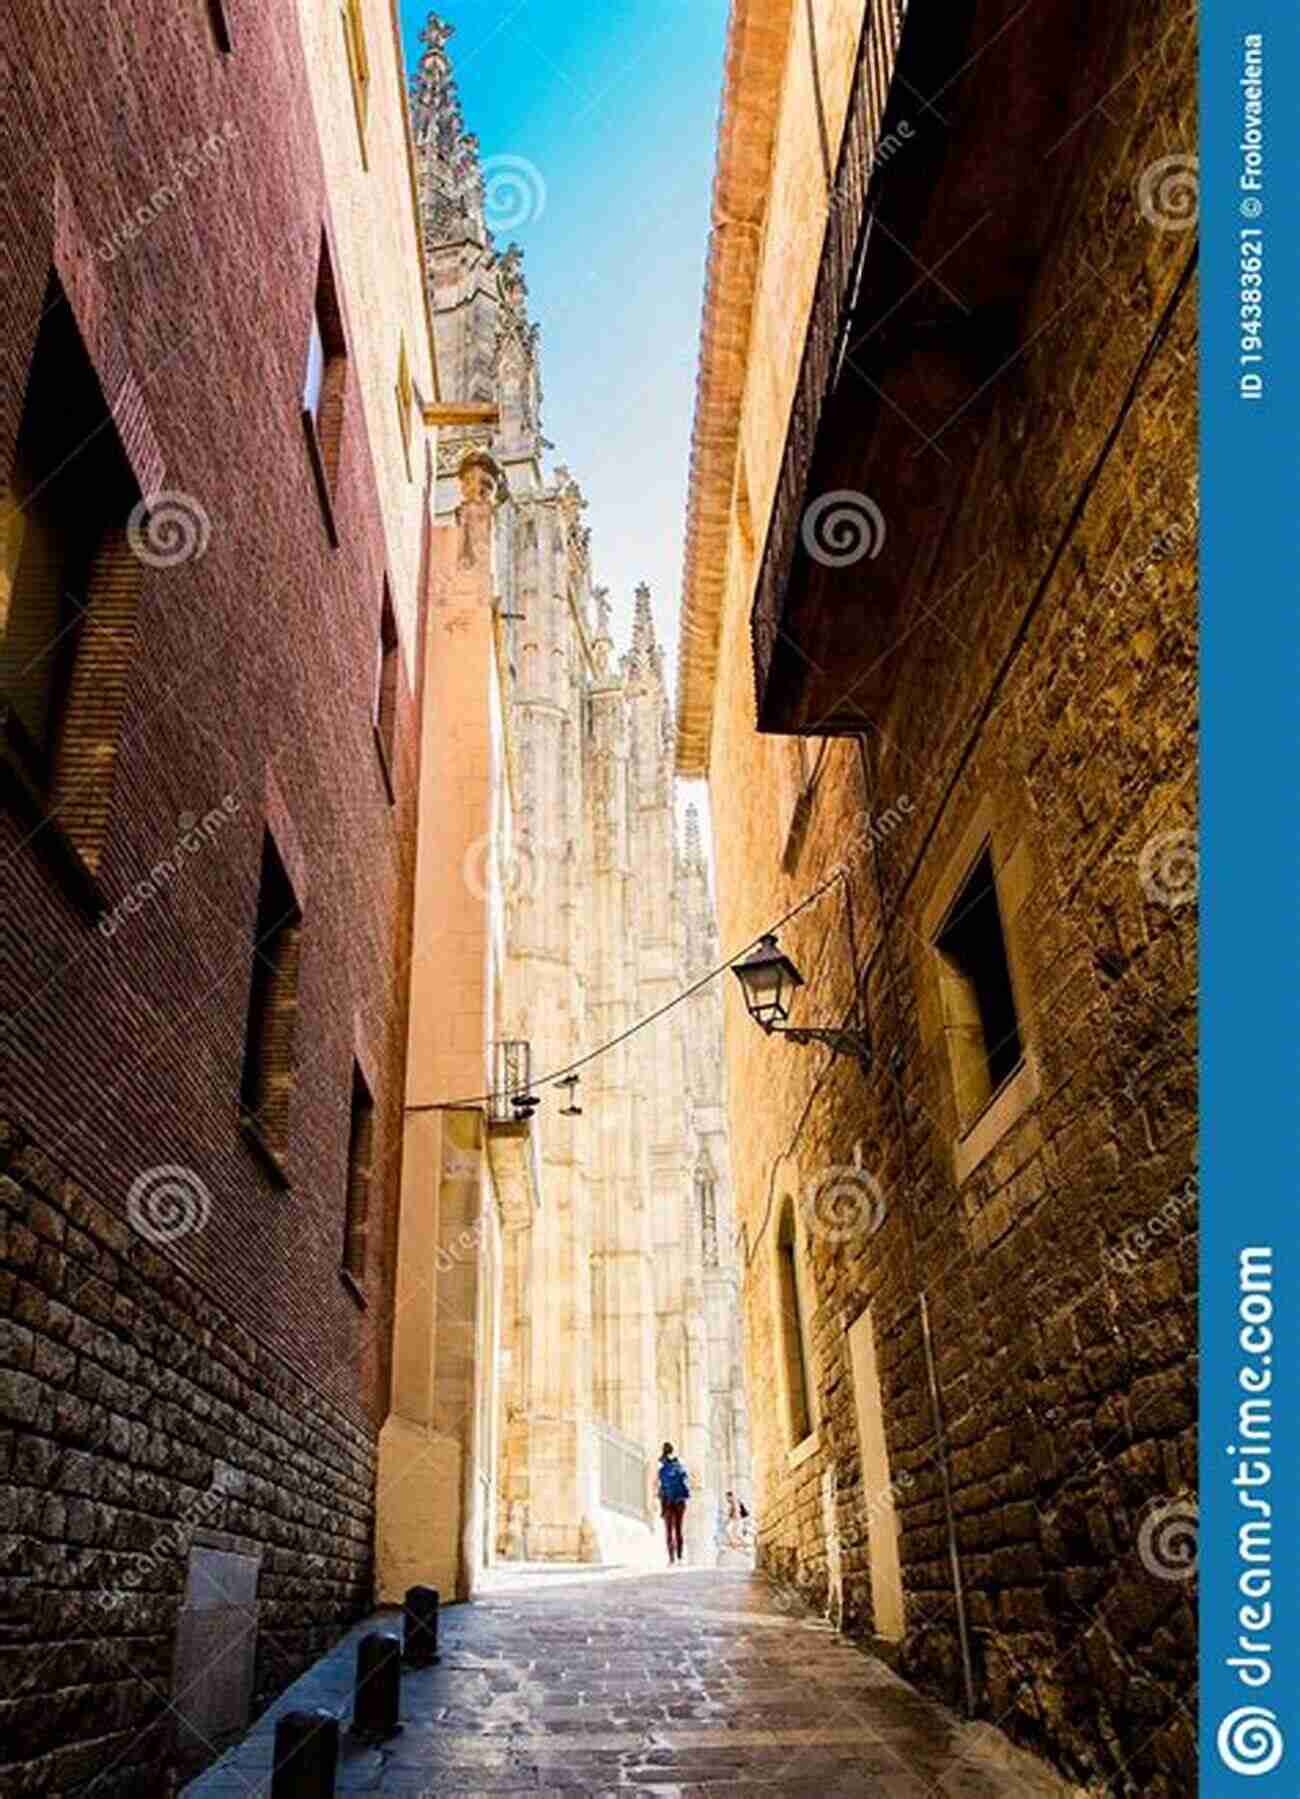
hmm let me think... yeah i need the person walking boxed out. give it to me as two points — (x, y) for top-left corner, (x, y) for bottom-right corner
(722, 1490), (749, 1551)
(657, 1442), (690, 1565)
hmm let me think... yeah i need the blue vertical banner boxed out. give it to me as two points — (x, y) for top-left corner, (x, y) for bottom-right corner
(1201, 0), (1300, 1791)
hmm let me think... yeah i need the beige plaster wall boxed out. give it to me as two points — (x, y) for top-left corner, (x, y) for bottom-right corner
(740, 0), (868, 538)
(377, 472), (509, 1602)
(292, 0), (437, 667)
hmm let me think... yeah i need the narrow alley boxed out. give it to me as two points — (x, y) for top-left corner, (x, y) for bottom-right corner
(3, 0), (1201, 1793)
(185, 1570), (1076, 1797)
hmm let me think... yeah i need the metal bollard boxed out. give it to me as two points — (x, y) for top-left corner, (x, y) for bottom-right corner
(270, 1709), (338, 1798)
(351, 1628), (403, 1742)
(403, 1585), (441, 1666)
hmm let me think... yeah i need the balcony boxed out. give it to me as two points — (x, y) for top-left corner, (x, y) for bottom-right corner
(750, 0), (1128, 736)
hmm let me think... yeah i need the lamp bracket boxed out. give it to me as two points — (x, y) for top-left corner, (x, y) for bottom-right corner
(769, 1024), (873, 1073)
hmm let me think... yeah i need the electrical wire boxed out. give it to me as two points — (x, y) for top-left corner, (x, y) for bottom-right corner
(405, 863), (849, 1114)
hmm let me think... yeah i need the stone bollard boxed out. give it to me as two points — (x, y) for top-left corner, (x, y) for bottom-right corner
(403, 1585), (441, 1666)
(351, 1629), (403, 1742)
(270, 1709), (338, 1798)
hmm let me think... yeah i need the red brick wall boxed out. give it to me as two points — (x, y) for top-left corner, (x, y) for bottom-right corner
(0, 2), (427, 1787)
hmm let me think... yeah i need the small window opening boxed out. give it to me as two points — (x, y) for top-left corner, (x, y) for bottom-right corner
(240, 830), (303, 1175)
(934, 843), (1023, 1130)
(343, 1063), (374, 1281)
(302, 234), (348, 541)
(374, 580), (398, 799)
(342, 0), (371, 165)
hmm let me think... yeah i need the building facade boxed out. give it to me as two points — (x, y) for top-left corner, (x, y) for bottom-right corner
(1, 0), (438, 1787)
(676, 0), (1197, 1792)
(403, 14), (751, 1577)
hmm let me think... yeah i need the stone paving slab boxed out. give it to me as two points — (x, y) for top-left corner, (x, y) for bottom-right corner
(184, 1569), (1082, 1797)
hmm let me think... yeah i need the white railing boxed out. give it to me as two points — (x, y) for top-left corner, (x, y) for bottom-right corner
(594, 1420), (648, 1520)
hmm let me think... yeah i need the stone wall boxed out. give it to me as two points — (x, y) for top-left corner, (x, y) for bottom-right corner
(1, 1122), (377, 1794)
(690, 0), (1198, 1791)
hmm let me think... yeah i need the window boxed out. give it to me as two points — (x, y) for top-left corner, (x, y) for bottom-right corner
(373, 580), (399, 801)
(1, 271), (142, 883)
(933, 843), (1022, 1131)
(342, 1063), (374, 1288)
(301, 234), (347, 544)
(207, 0), (234, 52)
(342, 0), (371, 167)
(395, 333), (413, 480)
(239, 830), (303, 1180)
(304, 314), (326, 423)
(777, 1200), (813, 1446)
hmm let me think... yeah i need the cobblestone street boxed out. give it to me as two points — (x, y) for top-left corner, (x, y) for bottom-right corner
(185, 1568), (1078, 1797)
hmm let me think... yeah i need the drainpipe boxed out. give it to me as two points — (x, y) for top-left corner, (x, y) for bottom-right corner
(919, 1292), (976, 1717)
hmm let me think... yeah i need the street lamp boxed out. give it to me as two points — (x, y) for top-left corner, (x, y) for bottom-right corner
(730, 934), (803, 1029)
(731, 932), (871, 1073)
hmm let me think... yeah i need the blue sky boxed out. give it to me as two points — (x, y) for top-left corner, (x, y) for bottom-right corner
(399, 0), (730, 692)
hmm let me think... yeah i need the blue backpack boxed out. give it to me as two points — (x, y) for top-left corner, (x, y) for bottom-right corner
(660, 1458), (690, 1502)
